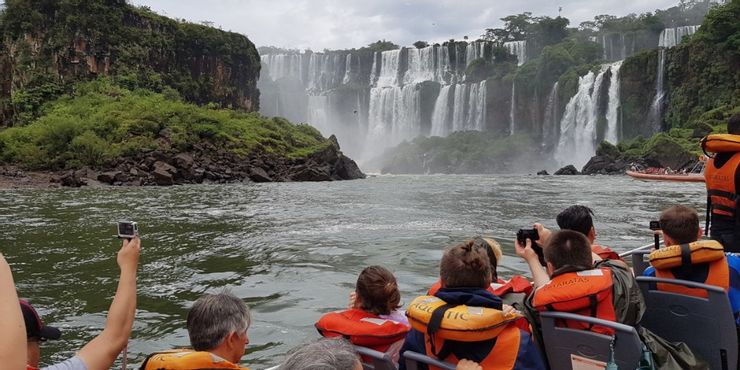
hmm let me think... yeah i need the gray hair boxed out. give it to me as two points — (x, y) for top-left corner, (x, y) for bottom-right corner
(278, 338), (360, 370)
(186, 291), (251, 351)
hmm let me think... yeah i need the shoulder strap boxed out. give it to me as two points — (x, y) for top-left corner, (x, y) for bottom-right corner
(427, 303), (455, 356)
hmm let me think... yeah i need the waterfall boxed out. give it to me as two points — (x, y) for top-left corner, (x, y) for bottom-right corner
(405, 47), (436, 84)
(375, 49), (402, 87)
(430, 85), (452, 136)
(436, 45), (452, 83)
(659, 25), (700, 48)
(648, 49), (666, 132)
(542, 81), (560, 146)
(368, 84), (421, 147)
(555, 66), (610, 168)
(504, 41), (527, 66)
(260, 54), (302, 82)
(509, 81), (516, 135)
(307, 94), (330, 132)
(342, 54), (352, 84)
(466, 41), (487, 66)
(605, 61), (622, 144)
(451, 83), (469, 132)
(467, 81), (487, 131)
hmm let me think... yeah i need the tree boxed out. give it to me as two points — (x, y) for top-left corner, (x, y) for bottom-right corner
(365, 39), (399, 52)
(413, 40), (429, 49)
(482, 12), (533, 42)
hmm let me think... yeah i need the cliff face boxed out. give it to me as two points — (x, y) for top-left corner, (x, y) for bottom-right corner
(0, 0), (260, 126)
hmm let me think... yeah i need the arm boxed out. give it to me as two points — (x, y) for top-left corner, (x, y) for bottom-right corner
(0, 253), (26, 370)
(514, 238), (550, 288)
(77, 238), (140, 370)
(533, 223), (552, 248)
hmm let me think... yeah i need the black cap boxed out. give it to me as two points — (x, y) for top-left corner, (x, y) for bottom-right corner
(20, 300), (61, 341)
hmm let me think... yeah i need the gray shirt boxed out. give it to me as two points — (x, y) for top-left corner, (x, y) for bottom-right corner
(42, 356), (88, 370)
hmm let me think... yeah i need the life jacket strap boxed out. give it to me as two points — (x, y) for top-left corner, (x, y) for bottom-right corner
(427, 303), (455, 357)
(679, 243), (693, 276)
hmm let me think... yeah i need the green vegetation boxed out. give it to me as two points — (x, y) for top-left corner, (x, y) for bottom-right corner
(0, 80), (329, 170)
(378, 132), (535, 174)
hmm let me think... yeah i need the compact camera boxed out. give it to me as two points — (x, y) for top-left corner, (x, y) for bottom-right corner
(517, 228), (546, 266)
(649, 221), (661, 230)
(117, 221), (138, 239)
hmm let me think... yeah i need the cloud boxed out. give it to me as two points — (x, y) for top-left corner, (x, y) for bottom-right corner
(132, 0), (678, 50)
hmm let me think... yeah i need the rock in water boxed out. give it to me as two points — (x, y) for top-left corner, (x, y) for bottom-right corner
(554, 165), (580, 175)
(537, 170), (549, 175)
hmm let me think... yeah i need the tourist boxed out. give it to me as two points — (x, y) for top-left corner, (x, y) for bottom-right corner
(535, 205), (622, 260)
(704, 113), (740, 252)
(142, 291), (251, 369)
(1, 252), (27, 370)
(520, 231), (707, 369)
(316, 265), (409, 359)
(643, 205), (740, 325)
(427, 237), (532, 305)
(25, 237), (140, 370)
(277, 338), (362, 370)
(400, 240), (545, 370)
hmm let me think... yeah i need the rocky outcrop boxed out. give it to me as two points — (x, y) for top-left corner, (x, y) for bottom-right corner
(554, 165), (580, 175)
(581, 156), (631, 175)
(44, 137), (364, 187)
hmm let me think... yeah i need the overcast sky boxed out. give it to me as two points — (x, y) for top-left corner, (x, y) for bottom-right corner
(131, 0), (680, 50)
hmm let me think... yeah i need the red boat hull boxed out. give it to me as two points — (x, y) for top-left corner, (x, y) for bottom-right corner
(626, 170), (705, 183)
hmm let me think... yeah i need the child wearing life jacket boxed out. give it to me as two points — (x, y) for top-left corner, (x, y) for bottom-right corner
(427, 237), (533, 306)
(643, 205), (740, 325)
(315, 266), (410, 358)
(400, 240), (546, 370)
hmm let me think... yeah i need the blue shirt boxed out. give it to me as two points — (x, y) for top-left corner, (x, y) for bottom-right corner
(644, 253), (740, 325)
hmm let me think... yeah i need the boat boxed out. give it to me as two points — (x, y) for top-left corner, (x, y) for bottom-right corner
(626, 170), (705, 182)
(626, 157), (706, 183)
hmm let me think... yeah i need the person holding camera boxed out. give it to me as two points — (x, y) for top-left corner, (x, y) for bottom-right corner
(643, 205), (740, 325)
(533, 205), (622, 262)
(25, 237), (140, 370)
(141, 291), (251, 370)
(1, 252), (28, 370)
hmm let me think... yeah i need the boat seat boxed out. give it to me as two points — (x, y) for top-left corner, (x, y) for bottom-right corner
(637, 276), (738, 370)
(355, 345), (397, 370)
(632, 250), (651, 276)
(540, 311), (643, 370)
(402, 351), (455, 370)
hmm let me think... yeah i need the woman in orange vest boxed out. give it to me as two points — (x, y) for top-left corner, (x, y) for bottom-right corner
(400, 240), (545, 370)
(316, 266), (410, 357)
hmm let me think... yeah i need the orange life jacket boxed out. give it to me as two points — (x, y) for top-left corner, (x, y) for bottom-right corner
(531, 268), (617, 335)
(141, 349), (247, 370)
(315, 309), (409, 352)
(649, 240), (729, 298)
(592, 244), (621, 261)
(406, 295), (522, 370)
(428, 277), (533, 298)
(702, 134), (740, 217)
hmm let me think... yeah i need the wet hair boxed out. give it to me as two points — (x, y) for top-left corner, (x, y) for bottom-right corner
(556, 205), (595, 236)
(278, 338), (360, 370)
(439, 240), (492, 288)
(186, 291), (251, 351)
(356, 265), (401, 316)
(472, 237), (500, 281)
(728, 113), (740, 135)
(544, 230), (593, 271)
(660, 205), (700, 245)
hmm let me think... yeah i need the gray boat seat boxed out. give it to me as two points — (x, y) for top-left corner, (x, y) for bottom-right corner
(540, 311), (643, 370)
(355, 345), (398, 370)
(632, 250), (651, 276)
(636, 276), (738, 370)
(403, 350), (456, 370)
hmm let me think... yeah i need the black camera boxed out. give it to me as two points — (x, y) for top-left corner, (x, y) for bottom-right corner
(649, 221), (661, 231)
(117, 221), (138, 239)
(517, 228), (546, 266)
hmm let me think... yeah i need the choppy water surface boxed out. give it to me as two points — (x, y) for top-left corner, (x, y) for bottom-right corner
(0, 175), (705, 368)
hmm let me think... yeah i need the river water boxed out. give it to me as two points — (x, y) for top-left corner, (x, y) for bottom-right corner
(0, 175), (706, 368)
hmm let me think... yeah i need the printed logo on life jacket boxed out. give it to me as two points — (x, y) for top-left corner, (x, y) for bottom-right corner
(710, 173), (731, 182)
(548, 276), (589, 288)
(576, 269), (604, 277)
